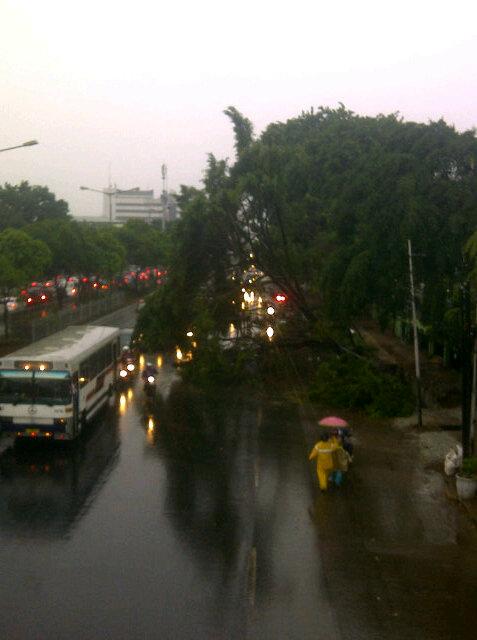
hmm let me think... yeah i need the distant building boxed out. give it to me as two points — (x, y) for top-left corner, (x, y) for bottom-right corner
(75, 187), (179, 227)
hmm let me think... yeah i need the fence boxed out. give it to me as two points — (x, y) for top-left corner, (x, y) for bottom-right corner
(11, 292), (129, 343)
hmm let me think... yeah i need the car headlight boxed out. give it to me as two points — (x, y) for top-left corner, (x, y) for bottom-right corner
(126, 363), (135, 371)
(147, 376), (155, 384)
(119, 370), (127, 378)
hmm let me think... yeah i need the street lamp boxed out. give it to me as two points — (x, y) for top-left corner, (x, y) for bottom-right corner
(80, 185), (117, 224)
(0, 140), (38, 153)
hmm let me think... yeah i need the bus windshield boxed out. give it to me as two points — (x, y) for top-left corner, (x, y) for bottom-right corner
(0, 370), (72, 405)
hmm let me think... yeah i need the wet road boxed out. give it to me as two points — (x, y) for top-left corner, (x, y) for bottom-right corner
(0, 308), (337, 639)
(0, 306), (476, 639)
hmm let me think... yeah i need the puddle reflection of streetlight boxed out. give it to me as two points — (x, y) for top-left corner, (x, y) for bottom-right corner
(119, 394), (127, 414)
(156, 355), (163, 368)
(146, 416), (156, 444)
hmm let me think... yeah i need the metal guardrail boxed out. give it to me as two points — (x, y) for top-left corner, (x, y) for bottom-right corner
(25, 292), (128, 342)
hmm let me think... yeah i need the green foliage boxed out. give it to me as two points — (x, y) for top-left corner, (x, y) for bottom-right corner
(91, 227), (126, 276)
(0, 182), (172, 280)
(137, 154), (238, 353)
(0, 228), (51, 284)
(180, 339), (254, 391)
(229, 107), (477, 332)
(27, 218), (97, 274)
(0, 181), (68, 230)
(0, 255), (25, 292)
(135, 105), (477, 382)
(224, 106), (254, 157)
(115, 220), (168, 267)
(461, 457), (477, 478)
(309, 355), (414, 417)
(135, 285), (189, 352)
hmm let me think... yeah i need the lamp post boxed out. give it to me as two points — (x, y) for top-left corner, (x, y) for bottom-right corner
(408, 239), (422, 429)
(0, 140), (38, 153)
(80, 185), (117, 224)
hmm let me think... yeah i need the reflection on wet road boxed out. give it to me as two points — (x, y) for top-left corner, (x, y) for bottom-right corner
(2, 307), (473, 639)
(0, 343), (336, 640)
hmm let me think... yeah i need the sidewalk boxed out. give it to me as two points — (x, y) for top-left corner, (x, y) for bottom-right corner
(358, 321), (477, 527)
(404, 414), (477, 530)
(299, 401), (477, 639)
(445, 475), (477, 526)
(302, 400), (477, 528)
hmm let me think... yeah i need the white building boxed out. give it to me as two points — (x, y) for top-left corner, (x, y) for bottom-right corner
(104, 188), (179, 227)
(76, 187), (178, 227)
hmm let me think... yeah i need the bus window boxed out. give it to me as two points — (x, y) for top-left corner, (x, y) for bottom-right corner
(0, 370), (71, 405)
(0, 371), (33, 404)
(35, 372), (72, 405)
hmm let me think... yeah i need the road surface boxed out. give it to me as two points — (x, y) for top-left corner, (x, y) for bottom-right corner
(0, 305), (475, 639)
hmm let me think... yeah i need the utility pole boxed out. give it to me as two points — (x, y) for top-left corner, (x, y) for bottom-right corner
(461, 280), (473, 457)
(469, 303), (477, 455)
(408, 239), (422, 429)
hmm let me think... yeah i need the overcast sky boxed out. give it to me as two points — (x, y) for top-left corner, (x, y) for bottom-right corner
(1, 0), (476, 217)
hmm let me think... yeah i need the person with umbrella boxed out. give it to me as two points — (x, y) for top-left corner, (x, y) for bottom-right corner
(309, 431), (341, 491)
(310, 416), (352, 490)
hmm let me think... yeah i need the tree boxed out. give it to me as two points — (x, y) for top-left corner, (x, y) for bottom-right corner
(115, 220), (168, 267)
(136, 155), (239, 352)
(223, 106), (254, 157)
(0, 181), (69, 230)
(0, 228), (51, 282)
(0, 229), (51, 338)
(226, 106), (477, 337)
(27, 218), (93, 275)
(91, 227), (126, 277)
(138, 105), (477, 359)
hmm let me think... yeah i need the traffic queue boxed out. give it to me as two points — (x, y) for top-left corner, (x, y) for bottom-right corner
(3, 266), (167, 312)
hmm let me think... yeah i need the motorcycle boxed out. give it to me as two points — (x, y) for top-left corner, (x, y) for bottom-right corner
(142, 372), (156, 396)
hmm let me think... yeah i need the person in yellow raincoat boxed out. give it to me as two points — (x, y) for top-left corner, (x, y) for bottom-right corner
(309, 431), (340, 491)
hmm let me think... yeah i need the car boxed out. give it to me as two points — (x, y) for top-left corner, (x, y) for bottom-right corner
(65, 279), (79, 297)
(24, 286), (50, 305)
(2, 296), (19, 312)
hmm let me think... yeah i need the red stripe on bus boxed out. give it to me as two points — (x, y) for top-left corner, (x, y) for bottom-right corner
(85, 365), (115, 400)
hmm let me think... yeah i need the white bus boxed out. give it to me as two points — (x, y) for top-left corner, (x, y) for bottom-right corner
(0, 325), (120, 440)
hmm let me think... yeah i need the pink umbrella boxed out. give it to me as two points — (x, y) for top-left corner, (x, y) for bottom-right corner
(318, 416), (349, 428)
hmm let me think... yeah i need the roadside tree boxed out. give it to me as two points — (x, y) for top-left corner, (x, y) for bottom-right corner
(0, 181), (69, 230)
